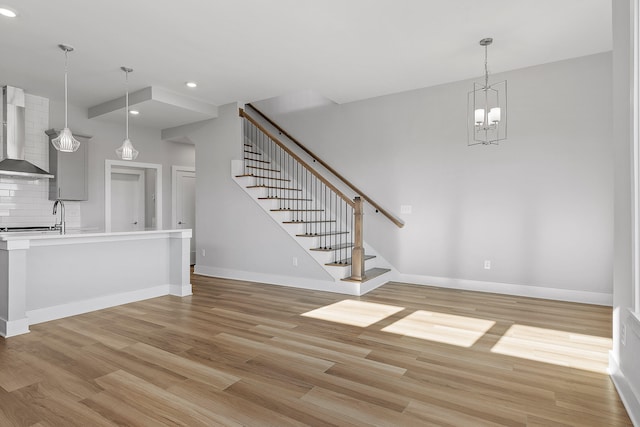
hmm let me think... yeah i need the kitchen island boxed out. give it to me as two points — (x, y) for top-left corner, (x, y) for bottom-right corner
(0, 229), (192, 337)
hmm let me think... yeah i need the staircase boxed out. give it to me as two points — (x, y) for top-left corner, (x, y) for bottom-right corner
(232, 107), (397, 295)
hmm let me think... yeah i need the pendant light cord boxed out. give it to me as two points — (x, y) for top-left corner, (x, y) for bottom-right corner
(125, 69), (129, 140)
(64, 49), (69, 128)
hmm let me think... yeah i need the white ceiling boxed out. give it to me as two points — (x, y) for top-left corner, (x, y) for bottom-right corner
(0, 0), (612, 129)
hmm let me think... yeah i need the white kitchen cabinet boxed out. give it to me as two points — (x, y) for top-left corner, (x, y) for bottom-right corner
(45, 129), (91, 201)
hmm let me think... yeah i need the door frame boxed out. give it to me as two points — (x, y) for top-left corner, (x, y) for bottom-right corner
(105, 159), (162, 233)
(171, 165), (196, 229)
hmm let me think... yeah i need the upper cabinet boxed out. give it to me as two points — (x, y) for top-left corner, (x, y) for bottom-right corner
(45, 129), (91, 201)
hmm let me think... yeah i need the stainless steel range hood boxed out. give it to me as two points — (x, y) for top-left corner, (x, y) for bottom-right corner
(0, 86), (54, 179)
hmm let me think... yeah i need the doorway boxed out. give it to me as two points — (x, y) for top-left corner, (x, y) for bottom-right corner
(111, 168), (145, 232)
(105, 160), (162, 233)
(172, 166), (196, 264)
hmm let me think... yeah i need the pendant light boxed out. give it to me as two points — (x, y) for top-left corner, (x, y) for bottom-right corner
(467, 38), (507, 146)
(51, 44), (81, 152)
(116, 67), (139, 161)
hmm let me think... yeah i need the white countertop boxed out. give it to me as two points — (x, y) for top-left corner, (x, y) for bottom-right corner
(0, 228), (191, 244)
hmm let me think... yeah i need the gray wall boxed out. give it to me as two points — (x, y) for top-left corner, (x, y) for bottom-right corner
(49, 101), (195, 230)
(253, 52), (613, 301)
(192, 102), (331, 284)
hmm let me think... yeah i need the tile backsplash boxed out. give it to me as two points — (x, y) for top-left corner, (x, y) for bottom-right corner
(0, 93), (80, 228)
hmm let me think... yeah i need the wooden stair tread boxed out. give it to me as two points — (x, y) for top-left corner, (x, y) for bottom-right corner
(236, 174), (290, 182)
(326, 254), (375, 267)
(341, 267), (391, 283)
(244, 157), (270, 164)
(296, 231), (348, 237)
(247, 185), (302, 191)
(310, 243), (354, 251)
(283, 220), (335, 224)
(243, 150), (262, 155)
(247, 165), (280, 172)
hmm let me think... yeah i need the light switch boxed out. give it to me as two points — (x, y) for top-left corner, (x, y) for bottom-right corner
(401, 205), (412, 214)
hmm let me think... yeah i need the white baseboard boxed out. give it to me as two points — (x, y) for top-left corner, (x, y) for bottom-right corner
(610, 352), (640, 426)
(195, 265), (365, 295)
(26, 285), (173, 326)
(170, 283), (193, 297)
(194, 265), (608, 304)
(398, 273), (612, 306)
(0, 317), (30, 338)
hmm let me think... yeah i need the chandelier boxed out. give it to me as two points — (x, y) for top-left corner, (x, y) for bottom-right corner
(468, 38), (507, 146)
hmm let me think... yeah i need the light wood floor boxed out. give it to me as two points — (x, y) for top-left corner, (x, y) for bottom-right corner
(0, 274), (632, 426)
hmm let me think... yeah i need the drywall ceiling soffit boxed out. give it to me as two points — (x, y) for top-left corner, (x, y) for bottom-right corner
(160, 119), (215, 145)
(88, 86), (218, 130)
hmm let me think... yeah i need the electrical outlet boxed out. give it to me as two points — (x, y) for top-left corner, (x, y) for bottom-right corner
(400, 205), (412, 214)
(622, 324), (627, 346)
(484, 260), (491, 270)
(292, 257), (298, 267)
(201, 249), (206, 257)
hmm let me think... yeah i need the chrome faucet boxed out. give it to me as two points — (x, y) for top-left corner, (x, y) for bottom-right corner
(52, 199), (65, 234)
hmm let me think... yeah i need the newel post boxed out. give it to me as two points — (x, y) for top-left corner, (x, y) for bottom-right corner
(351, 196), (365, 281)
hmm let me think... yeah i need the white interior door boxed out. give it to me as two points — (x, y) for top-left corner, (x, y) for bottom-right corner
(176, 170), (196, 264)
(111, 169), (145, 232)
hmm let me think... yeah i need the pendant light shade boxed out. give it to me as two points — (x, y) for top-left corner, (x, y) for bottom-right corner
(52, 44), (80, 152)
(116, 67), (139, 160)
(52, 127), (80, 152)
(116, 138), (138, 161)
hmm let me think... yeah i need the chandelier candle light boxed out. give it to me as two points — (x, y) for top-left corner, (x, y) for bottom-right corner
(51, 44), (81, 152)
(116, 67), (139, 161)
(468, 37), (507, 146)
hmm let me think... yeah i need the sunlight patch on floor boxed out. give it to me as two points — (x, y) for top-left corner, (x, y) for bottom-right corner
(381, 310), (496, 347)
(301, 300), (404, 327)
(490, 324), (612, 373)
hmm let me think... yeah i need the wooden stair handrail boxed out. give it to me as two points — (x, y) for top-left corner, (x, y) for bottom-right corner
(239, 108), (355, 208)
(246, 103), (405, 228)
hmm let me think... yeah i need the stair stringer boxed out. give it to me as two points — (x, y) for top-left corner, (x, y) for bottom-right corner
(231, 159), (397, 296)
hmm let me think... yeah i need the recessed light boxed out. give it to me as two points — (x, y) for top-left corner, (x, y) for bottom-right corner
(185, 82), (197, 88)
(129, 110), (139, 115)
(0, 7), (17, 18)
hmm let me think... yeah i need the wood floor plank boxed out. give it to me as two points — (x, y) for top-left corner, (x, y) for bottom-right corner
(251, 324), (372, 358)
(121, 342), (240, 389)
(166, 378), (307, 427)
(54, 317), (138, 350)
(0, 273), (631, 426)
(300, 386), (407, 426)
(0, 386), (42, 426)
(215, 332), (336, 372)
(81, 342), (188, 390)
(12, 385), (117, 427)
(225, 379), (362, 427)
(245, 352), (410, 412)
(404, 399), (525, 427)
(0, 351), (44, 392)
(94, 370), (242, 426)
(82, 390), (170, 427)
